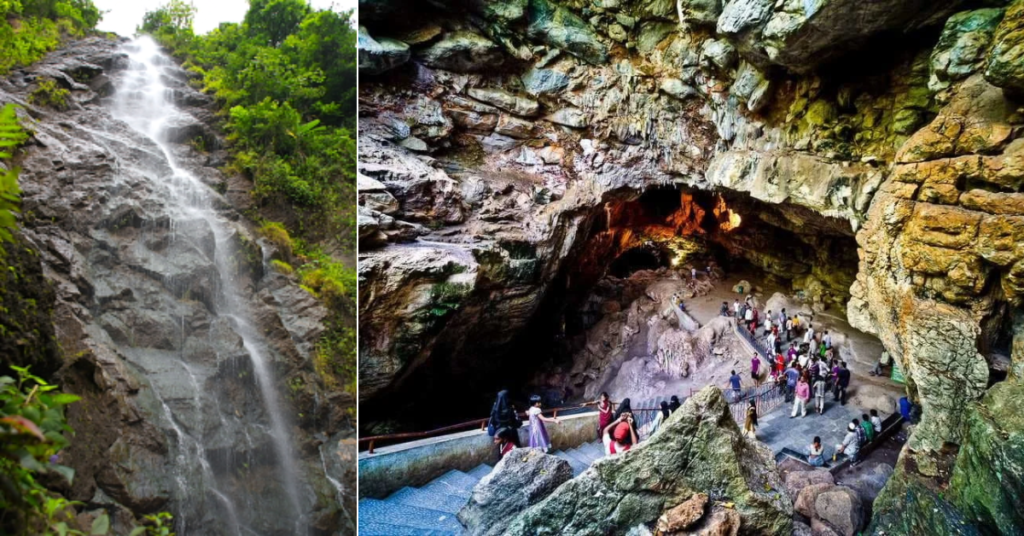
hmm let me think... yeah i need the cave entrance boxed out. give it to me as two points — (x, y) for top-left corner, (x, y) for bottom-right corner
(608, 245), (671, 278)
(515, 185), (863, 403)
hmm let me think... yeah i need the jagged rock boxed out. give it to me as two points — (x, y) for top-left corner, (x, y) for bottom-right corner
(701, 39), (736, 71)
(986, 0), (1024, 93)
(521, 67), (570, 96)
(358, 25), (411, 75)
(468, 88), (540, 117)
(679, 0), (724, 26)
(730, 62), (771, 112)
(457, 449), (573, 536)
(719, 0), (968, 73)
(656, 492), (709, 532)
(544, 107), (588, 128)
(418, 31), (505, 72)
(814, 486), (864, 536)
(930, 8), (1005, 91)
(527, 0), (609, 65)
(503, 387), (792, 535)
(660, 78), (698, 100)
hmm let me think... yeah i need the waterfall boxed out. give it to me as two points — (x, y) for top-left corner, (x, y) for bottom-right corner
(109, 36), (308, 534)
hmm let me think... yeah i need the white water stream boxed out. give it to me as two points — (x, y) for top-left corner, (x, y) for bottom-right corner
(110, 36), (307, 534)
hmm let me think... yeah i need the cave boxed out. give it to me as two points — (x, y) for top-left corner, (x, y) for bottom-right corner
(361, 185), (862, 433)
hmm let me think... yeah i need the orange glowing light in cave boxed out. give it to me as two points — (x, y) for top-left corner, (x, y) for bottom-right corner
(713, 195), (742, 232)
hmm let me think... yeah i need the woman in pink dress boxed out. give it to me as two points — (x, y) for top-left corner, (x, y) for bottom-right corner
(596, 392), (612, 440)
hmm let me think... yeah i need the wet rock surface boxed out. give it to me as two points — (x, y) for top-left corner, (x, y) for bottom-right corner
(1, 37), (355, 534)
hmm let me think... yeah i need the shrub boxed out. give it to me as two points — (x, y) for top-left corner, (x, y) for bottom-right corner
(27, 78), (69, 110)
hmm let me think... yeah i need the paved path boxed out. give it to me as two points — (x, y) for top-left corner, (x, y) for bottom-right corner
(757, 396), (873, 460)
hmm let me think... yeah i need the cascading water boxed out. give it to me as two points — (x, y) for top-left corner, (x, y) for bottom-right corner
(108, 36), (309, 535)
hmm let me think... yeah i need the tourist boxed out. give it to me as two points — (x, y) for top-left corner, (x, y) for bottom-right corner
(808, 436), (826, 467)
(861, 414), (876, 442)
(775, 353), (786, 375)
(744, 399), (758, 438)
(764, 311), (773, 335)
(798, 349), (811, 369)
(720, 301), (730, 316)
(808, 357), (820, 379)
(642, 401), (670, 437)
(614, 398), (633, 420)
(812, 373), (827, 415)
(784, 364), (799, 402)
(669, 395), (681, 413)
(854, 417), (867, 451)
(870, 409), (883, 434)
(727, 370), (743, 402)
(785, 316), (794, 341)
(778, 308), (787, 327)
(787, 343), (798, 364)
(487, 390), (522, 446)
(751, 353), (762, 386)
(836, 421), (861, 463)
(596, 392), (613, 440)
(791, 376), (810, 418)
(870, 351), (891, 376)
(836, 361), (851, 405)
(804, 323), (815, 345)
(604, 413), (638, 454)
(823, 330), (832, 349)
(527, 395), (559, 452)
(766, 332), (776, 357)
(691, 267), (697, 280)
(733, 299), (742, 316)
(494, 427), (517, 459)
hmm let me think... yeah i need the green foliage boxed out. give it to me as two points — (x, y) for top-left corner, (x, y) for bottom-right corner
(425, 283), (471, 319)
(258, 221), (293, 257)
(0, 0), (101, 74)
(140, 0), (357, 246)
(0, 103), (27, 245)
(27, 78), (69, 110)
(0, 365), (80, 534)
(269, 258), (293, 274)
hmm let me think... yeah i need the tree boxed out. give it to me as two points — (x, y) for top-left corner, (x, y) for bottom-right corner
(139, 0), (195, 35)
(244, 0), (310, 47)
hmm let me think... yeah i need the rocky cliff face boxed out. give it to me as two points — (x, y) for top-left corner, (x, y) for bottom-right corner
(1, 37), (355, 535)
(359, 0), (1024, 532)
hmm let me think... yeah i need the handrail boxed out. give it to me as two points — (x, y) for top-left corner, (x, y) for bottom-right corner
(360, 400), (661, 454)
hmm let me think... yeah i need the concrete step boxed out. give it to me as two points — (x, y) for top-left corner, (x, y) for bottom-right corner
(552, 450), (588, 476)
(420, 479), (473, 500)
(466, 464), (492, 480)
(569, 446), (598, 466)
(389, 486), (468, 515)
(358, 520), (461, 535)
(433, 470), (480, 495)
(359, 498), (464, 533)
(564, 448), (594, 468)
(577, 442), (604, 462)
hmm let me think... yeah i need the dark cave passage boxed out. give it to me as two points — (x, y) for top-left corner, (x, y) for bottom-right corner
(608, 245), (672, 278)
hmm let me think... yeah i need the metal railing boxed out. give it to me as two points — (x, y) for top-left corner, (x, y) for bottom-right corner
(727, 382), (786, 424)
(359, 401), (662, 454)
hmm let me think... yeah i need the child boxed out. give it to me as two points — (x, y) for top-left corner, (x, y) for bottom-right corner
(808, 436), (825, 467)
(596, 392), (613, 440)
(494, 427), (517, 459)
(527, 395), (558, 452)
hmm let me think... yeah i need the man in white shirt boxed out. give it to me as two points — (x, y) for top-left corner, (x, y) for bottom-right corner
(870, 410), (882, 433)
(823, 331), (832, 349)
(836, 421), (860, 463)
(804, 324), (815, 345)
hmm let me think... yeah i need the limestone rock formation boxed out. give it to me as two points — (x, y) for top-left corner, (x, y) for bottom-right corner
(985, 0), (1024, 93)
(457, 449), (573, 536)
(502, 387), (792, 535)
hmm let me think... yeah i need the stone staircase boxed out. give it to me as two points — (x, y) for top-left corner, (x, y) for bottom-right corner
(357, 396), (675, 534)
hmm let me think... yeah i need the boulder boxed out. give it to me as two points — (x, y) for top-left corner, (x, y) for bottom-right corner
(656, 492), (708, 532)
(986, 0), (1024, 93)
(521, 67), (570, 96)
(357, 26), (410, 75)
(457, 449), (573, 536)
(814, 486), (863, 536)
(418, 31), (505, 72)
(678, 0), (724, 26)
(503, 387), (792, 535)
(468, 88), (540, 117)
(793, 482), (834, 519)
(784, 469), (835, 500)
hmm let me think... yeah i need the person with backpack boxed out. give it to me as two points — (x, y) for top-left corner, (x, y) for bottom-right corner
(861, 413), (876, 442)
(487, 390), (521, 446)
